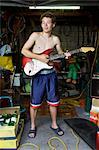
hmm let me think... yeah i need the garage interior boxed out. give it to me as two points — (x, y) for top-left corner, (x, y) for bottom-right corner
(0, 0), (99, 150)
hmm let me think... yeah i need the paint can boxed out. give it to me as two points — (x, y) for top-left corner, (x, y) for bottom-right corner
(13, 73), (20, 87)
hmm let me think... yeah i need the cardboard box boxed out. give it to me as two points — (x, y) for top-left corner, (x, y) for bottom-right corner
(0, 119), (24, 149)
(0, 106), (20, 138)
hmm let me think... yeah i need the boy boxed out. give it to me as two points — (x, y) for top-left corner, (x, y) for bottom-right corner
(21, 11), (70, 138)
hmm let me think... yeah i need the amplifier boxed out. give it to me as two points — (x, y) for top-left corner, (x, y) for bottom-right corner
(91, 74), (99, 98)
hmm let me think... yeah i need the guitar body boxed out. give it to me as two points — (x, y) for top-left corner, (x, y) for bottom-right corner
(22, 49), (53, 76)
(22, 56), (32, 68)
(24, 59), (53, 76)
(22, 47), (95, 76)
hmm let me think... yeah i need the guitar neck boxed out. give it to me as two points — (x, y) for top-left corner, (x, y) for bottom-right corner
(49, 54), (65, 61)
(48, 47), (93, 61)
(70, 48), (81, 55)
(49, 48), (81, 61)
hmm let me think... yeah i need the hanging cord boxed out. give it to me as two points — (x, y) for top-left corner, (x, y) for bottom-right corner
(60, 31), (99, 101)
(67, 32), (99, 101)
(90, 31), (99, 77)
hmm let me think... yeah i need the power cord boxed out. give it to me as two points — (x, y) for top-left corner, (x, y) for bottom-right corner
(18, 129), (80, 150)
(17, 142), (40, 150)
(48, 136), (68, 150)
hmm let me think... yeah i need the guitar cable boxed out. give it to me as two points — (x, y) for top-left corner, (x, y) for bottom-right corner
(18, 130), (80, 150)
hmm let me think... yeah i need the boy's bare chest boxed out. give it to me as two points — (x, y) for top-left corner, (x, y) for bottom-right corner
(33, 36), (55, 53)
(36, 36), (54, 48)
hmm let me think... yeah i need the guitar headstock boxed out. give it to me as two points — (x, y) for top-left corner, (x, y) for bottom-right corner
(80, 47), (95, 53)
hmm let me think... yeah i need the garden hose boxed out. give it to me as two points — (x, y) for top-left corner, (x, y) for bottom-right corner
(48, 136), (68, 150)
(18, 130), (80, 150)
(71, 129), (80, 150)
(17, 142), (40, 150)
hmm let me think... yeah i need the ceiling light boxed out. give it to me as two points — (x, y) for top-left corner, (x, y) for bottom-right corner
(29, 6), (80, 10)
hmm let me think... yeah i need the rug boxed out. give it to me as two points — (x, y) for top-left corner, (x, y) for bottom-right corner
(64, 118), (98, 150)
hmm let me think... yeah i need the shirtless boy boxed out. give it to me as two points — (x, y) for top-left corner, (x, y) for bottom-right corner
(21, 11), (70, 138)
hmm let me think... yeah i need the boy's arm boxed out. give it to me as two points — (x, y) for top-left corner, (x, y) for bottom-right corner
(55, 36), (64, 54)
(55, 36), (71, 58)
(21, 32), (38, 59)
(21, 32), (49, 63)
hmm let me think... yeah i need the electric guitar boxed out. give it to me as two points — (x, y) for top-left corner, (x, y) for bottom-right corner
(22, 47), (95, 76)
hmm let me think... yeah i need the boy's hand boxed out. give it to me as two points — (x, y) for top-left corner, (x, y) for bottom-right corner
(64, 51), (71, 59)
(38, 54), (49, 63)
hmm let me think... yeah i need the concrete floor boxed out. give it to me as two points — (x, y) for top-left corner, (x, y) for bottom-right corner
(19, 107), (93, 150)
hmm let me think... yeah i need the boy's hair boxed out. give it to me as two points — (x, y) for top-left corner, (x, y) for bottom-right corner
(40, 11), (56, 23)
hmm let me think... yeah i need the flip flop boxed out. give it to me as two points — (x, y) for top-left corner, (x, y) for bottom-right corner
(50, 126), (64, 136)
(28, 127), (37, 138)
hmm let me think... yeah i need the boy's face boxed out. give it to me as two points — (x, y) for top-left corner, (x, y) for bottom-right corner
(41, 17), (55, 33)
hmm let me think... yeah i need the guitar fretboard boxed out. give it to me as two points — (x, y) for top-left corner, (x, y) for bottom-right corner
(49, 48), (81, 61)
(49, 54), (65, 61)
(70, 49), (81, 55)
